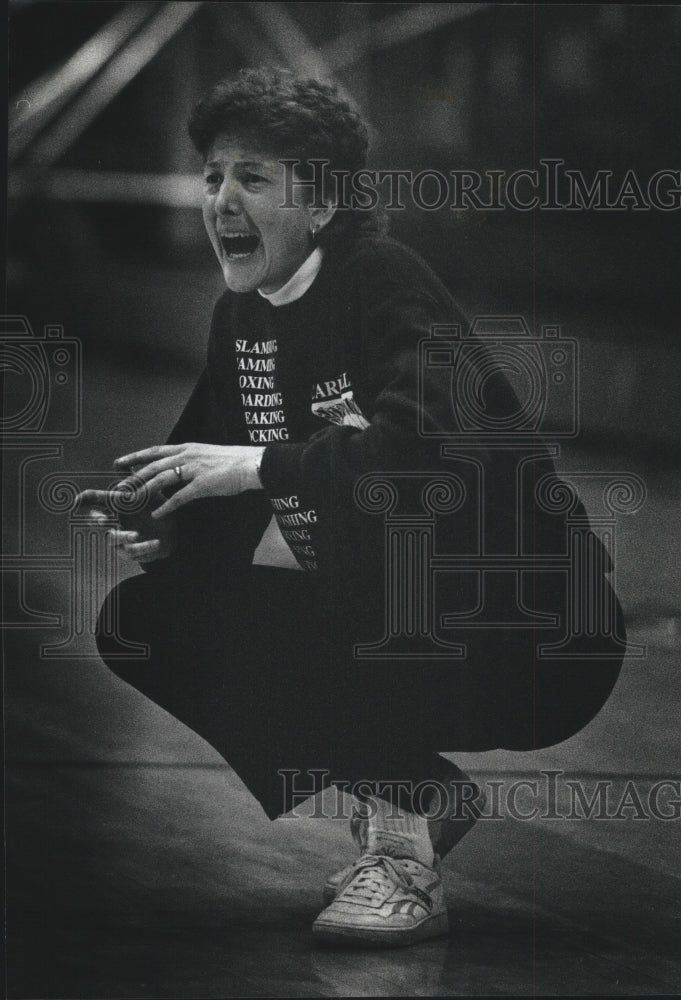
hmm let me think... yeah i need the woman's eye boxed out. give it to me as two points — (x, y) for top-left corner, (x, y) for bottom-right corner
(243, 172), (268, 186)
(204, 173), (221, 187)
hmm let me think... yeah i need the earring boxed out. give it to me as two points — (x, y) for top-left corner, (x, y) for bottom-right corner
(310, 222), (319, 245)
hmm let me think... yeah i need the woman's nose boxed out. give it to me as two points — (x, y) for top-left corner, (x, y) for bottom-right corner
(215, 179), (242, 215)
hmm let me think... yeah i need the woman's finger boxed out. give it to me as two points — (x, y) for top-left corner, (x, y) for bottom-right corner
(75, 489), (134, 520)
(116, 458), (187, 491)
(88, 508), (111, 524)
(107, 529), (139, 547)
(114, 444), (183, 469)
(118, 470), (188, 503)
(124, 538), (164, 562)
(150, 483), (197, 519)
(75, 488), (110, 505)
(75, 488), (121, 514)
(115, 457), (170, 486)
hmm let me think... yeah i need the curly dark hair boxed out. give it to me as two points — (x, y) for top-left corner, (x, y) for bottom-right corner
(188, 66), (386, 245)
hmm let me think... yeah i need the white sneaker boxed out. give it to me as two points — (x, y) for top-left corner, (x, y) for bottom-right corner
(323, 859), (359, 907)
(323, 765), (484, 905)
(312, 854), (448, 947)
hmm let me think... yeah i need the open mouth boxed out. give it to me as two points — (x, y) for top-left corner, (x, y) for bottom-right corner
(220, 234), (260, 259)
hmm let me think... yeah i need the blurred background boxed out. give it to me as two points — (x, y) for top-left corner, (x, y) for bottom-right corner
(4, 4), (681, 997)
(7, 1), (681, 454)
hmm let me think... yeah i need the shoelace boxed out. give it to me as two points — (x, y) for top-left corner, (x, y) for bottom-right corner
(337, 854), (414, 903)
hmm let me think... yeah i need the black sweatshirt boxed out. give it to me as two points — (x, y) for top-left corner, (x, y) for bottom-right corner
(165, 234), (573, 604)
(150, 233), (624, 751)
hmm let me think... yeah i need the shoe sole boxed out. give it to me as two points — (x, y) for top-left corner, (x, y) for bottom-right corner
(312, 911), (449, 948)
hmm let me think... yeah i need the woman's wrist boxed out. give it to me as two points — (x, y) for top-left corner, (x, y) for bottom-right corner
(244, 446), (266, 490)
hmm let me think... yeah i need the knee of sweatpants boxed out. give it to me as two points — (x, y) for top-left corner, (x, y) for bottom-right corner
(538, 585), (627, 746)
(95, 573), (155, 683)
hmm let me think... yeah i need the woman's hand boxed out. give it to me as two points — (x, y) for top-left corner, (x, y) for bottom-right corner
(113, 443), (265, 519)
(74, 487), (178, 565)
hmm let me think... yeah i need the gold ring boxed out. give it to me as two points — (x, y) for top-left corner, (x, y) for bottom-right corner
(173, 466), (183, 481)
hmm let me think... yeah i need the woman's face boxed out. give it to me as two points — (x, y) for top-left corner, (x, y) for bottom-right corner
(202, 134), (316, 294)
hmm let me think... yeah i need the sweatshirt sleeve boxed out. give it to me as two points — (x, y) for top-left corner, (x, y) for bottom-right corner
(166, 366), (217, 445)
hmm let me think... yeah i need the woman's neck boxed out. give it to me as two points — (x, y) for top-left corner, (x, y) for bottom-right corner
(257, 247), (324, 306)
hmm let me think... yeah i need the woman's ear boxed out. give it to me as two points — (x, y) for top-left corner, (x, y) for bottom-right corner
(309, 202), (337, 238)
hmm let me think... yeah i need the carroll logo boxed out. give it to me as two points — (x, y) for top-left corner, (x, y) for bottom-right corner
(311, 371), (370, 430)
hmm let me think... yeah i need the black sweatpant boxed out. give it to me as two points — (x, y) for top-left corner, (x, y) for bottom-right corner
(96, 563), (625, 819)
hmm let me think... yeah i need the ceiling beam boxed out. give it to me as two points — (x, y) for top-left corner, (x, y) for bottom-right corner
(323, 3), (492, 71)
